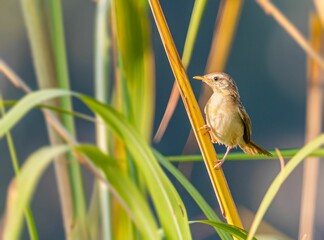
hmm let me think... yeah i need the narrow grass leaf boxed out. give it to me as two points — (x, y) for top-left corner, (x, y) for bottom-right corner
(86, 183), (101, 240)
(0, 101), (39, 240)
(166, 148), (324, 162)
(76, 145), (159, 239)
(0, 89), (69, 138)
(154, 151), (232, 240)
(113, 0), (154, 140)
(48, 1), (87, 229)
(80, 96), (191, 239)
(3, 145), (70, 240)
(191, 220), (257, 240)
(0, 89), (191, 238)
(247, 134), (324, 240)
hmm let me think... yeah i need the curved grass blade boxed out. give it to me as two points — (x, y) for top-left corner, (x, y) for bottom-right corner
(76, 145), (159, 239)
(112, 0), (154, 235)
(6, 101), (323, 161)
(0, 96), (39, 240)
(0, 90), (158, 239)
(2, 101), (97, 124)
(191, 220), (257, 240)
(80, 96), (191, 239)
(2, 143), (160, 240)
(21, 0), (86, 234)
(7, 97), (323, 163)
(0, 89), (69, 137)
(247, 134), (324, 240)
(113, 0), (155, 140)
(3, 145), (69, 240)
(0, 89), (191, 239)
(154, 150), (232, 240)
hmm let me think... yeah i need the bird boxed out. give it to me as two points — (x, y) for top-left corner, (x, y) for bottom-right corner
(193, 72), (272, 168)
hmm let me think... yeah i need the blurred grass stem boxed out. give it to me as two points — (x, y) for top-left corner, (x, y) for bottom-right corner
(21, 0), (76, 236)
(256, 0), (324, 69)
(314, 0), (324, 25)
(167, 148), (324, 162)
(0, 61), (106, 191)
(298, 14), (323, 240)
(94, 0), (111, 239)
(48, 1), (87, 232)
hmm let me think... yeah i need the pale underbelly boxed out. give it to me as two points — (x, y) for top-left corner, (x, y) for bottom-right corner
(207, 110), (244, 147)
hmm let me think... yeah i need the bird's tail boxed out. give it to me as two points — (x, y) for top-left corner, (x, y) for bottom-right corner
(240, 141), (272, 156)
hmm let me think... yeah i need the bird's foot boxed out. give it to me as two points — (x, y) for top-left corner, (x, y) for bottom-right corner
(213, 146), (232, 169)
(198, 124), (217, 143)
(213, 159), (225, 169)
(198, 124), (210, 134)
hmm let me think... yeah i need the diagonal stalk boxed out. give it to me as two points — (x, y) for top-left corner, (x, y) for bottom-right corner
(148, 0), (242, 228)
(153, 0), (208, 142)
(256, 0), (324, 69)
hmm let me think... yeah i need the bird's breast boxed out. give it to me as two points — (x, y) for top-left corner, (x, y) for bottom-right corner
(205, 94), (244, 147)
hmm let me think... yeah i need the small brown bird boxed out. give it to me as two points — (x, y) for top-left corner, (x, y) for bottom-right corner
(194, 72), (272, 168)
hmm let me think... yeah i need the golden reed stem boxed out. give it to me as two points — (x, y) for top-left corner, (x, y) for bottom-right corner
(148, 0), (243, 228)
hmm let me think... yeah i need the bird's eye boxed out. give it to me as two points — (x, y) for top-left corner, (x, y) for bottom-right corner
(213, 76), (219, 81)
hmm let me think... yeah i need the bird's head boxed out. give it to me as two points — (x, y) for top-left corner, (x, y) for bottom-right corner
(193, 72), (239, 96)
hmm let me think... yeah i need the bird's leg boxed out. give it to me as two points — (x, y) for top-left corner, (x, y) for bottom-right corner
(214, 146), (232, 169)
(198, 124), (217, 143)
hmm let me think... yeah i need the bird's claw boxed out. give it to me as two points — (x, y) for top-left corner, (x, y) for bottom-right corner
(198, 124), (217, 143)
(198, 124), (211, 134)
(213, 146), (232, 168)
(213, 159), (225, 169)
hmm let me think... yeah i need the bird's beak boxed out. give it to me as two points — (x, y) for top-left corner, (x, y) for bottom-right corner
(193, 76), (205, 81)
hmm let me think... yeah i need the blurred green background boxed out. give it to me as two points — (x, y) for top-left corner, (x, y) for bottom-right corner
(1, 0), (322, 239)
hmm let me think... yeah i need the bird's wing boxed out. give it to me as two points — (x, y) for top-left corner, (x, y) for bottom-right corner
(204, 104), (211, 126)
(238, 103), (252, 143)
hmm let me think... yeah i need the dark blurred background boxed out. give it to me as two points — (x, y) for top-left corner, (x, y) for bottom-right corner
(1, 0), (323, 239)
